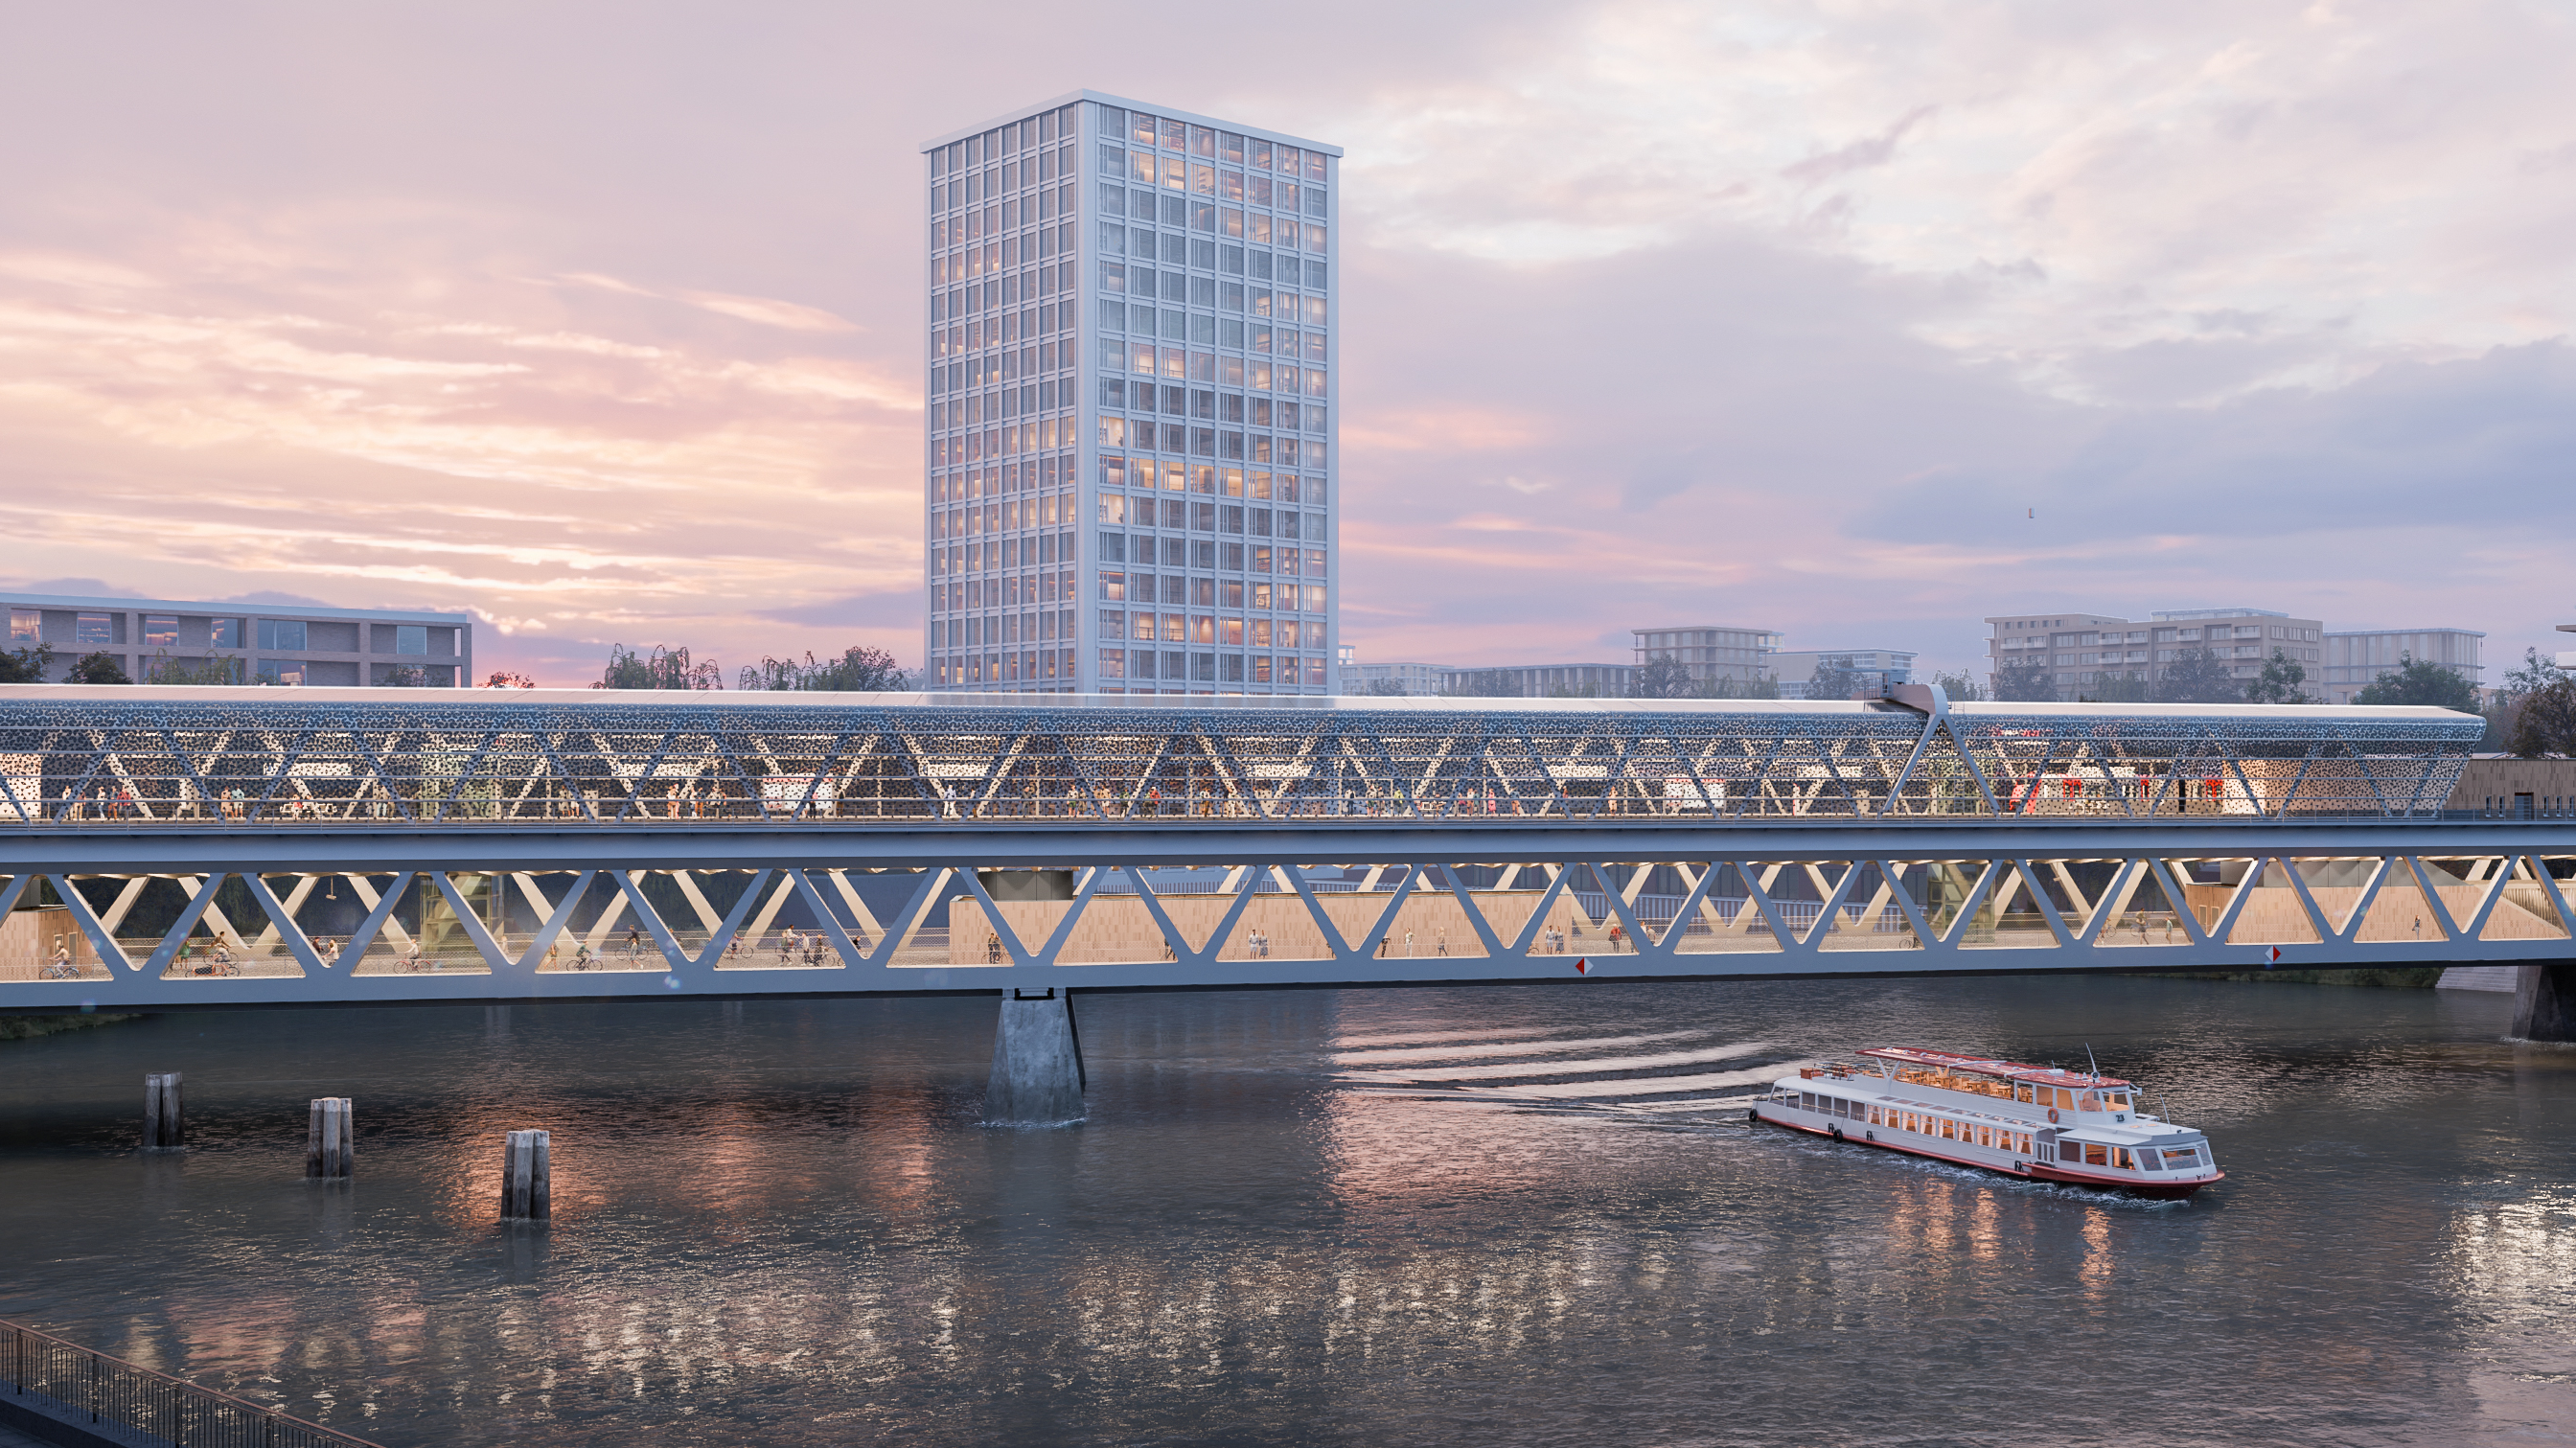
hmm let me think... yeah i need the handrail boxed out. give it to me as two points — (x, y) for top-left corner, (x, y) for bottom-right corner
(2, 1318), (383, 1448)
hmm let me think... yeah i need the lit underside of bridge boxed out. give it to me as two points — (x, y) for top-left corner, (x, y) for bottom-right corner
(2, 686), (2567, 1013)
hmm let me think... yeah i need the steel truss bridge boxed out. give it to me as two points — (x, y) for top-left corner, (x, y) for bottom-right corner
(3, 686), (2567, 1012)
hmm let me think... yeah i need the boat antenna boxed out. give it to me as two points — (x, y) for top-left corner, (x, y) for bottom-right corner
(2084, 1044), (2100, 1082)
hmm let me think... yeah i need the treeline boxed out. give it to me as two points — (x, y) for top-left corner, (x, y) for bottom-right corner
(592, 643), (910, 693)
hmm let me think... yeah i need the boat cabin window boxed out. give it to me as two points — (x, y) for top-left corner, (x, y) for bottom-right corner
(2014, 1084), (2036, 1105)
(2078, 1092), (2102, 1112)
(2054, 1088), (2077, 1111)
(1800, 1092), (1816, 1111)
(2162, 1147), (2201, 1169)
(1893, 1065), (2014, 1100)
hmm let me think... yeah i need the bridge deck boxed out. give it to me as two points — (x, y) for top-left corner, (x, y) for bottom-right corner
(7, 688), (2563, 1008)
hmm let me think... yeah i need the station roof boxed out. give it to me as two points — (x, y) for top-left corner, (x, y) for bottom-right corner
(0, 685), (2485, 724)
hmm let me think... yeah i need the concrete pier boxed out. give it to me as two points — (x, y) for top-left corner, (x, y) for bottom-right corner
(500, 1130), (551, 1220)
(984, 988), (1086, 1126)
(2512, 963), (2576, 1042)
(141, 1072), (183, 1151)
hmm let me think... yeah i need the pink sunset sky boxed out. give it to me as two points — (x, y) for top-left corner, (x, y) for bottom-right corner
(3, 2), (2571, 687)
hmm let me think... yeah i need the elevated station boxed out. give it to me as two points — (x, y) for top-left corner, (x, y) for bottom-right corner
(0, 684), (2564, 1018)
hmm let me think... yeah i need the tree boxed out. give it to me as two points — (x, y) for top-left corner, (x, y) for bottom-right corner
(2156, 648), (2239, 703)
(67, 651), (131, 684)
(1931, 669), (1987, 701)
(1630, 655), (1694, 700)
(481, 671), (537, 689)
(1805, 662), (1866, 702)
(2511, 678), (2576, 759)
(593, 644), (723, 690)
(2080, 673), (2151, 703)
(1545, 682), (1603, 698)
(2244, 648), (2316, 704)
(1363, 678), (1410, 697)
(1445, 669), (1522, 698)
(0, 644), (56, 683)
(739, 646), (908, 692)
(2502, 645), (2571, 697)
(2487, 647), (2572, 749)
(2351, 654), (2478, 711)
(1994, 657), (2056, 702)
(144, 653), (241, 685)
(379, 665), (431, 687)
(1700, 674), (1782, 700)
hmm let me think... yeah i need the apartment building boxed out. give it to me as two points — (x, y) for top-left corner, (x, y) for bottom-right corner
(2320, 628), (2483, 703)
(1630, 626), (1781, 688)
(920, 92), (1340, 695)
(1771, 648), (1917, 701)
(1987, 608), (2323, 695)
(4, 592), (472, 687)
(1335, 648), (1453, 696)
(1439, 662), (1636, 698)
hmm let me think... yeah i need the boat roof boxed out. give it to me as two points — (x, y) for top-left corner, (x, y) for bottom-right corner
(1857, 1046), (2133, 1091)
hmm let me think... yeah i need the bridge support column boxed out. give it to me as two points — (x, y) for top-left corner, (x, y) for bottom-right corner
(307, 1097), (354, 1178)
(142, 1073), (183, 1151)
(499, 1129), (550, 1221)
(2511, 963), (2576, 1042)
(984, 988), (1085, 1126)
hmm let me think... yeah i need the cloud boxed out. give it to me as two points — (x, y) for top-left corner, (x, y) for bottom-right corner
(0, 0), (2569, 687)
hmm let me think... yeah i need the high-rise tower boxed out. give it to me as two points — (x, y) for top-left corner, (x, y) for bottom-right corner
(921, 92), (1340, 694)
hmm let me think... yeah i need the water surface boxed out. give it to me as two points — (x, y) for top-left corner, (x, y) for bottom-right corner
(1, 976), (2569, 1446)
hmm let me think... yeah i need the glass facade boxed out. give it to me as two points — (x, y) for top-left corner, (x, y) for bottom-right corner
(923, 92), (1339, 695)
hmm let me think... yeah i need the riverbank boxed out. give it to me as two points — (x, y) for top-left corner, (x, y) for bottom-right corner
(2159, 966), (2447, 988)
(0, 1013), (141, 1043)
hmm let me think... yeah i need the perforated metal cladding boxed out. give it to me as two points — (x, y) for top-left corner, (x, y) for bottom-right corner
(0, 697), (2480, 826)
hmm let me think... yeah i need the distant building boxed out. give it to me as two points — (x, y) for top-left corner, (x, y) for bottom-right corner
(1438, 662), (1636, 698)
(1336, 647), (1452, 696)
(1772, 648), (1917, 701)
(1631, 626), (1779, 688)
(1986, 607), (2323, 695)
(4, 592), (472, 687)
(2319, 628), (2483, 703)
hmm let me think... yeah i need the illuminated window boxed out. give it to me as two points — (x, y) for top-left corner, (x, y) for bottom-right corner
(75, 613), (114, 646)
(7, 609), (35, 643)
(143, 616), (178, 647)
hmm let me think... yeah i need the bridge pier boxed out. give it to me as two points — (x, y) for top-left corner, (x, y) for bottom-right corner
(2512, 963), (2576, 1042)
(984, 989), (1085, 1126)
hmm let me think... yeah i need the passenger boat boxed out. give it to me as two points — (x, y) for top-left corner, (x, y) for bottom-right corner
(1751, 1046), (2221, 1199)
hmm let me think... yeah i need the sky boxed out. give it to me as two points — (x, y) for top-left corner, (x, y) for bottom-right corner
(2, 0), (2570, 687)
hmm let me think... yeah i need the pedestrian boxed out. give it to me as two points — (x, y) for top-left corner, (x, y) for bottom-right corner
(626, 925), (642, 958)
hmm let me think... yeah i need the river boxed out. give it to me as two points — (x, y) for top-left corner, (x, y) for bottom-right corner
(1, 974), (2569, 1446)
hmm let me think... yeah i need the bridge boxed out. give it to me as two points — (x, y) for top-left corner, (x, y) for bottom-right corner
(4, 684), (2568, 1115)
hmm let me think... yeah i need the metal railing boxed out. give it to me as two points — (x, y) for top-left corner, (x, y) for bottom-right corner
(2, 1318), (382, 1448)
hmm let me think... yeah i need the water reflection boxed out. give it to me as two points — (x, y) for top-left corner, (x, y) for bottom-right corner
(0, 980), (2565, 1445)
